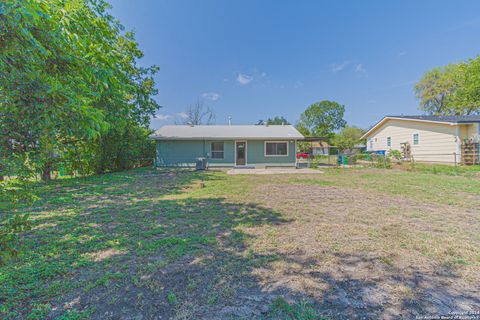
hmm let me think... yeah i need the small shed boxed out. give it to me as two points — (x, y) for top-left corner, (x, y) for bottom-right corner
(300, 137), (331, 155)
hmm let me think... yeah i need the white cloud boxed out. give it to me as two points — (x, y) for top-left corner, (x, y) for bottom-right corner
(176, 112), (188, 119)
(153, 114), (173, 121)
(293, 80), (303, 89)
(397, 51), (407, 57)
(201, 92), (220, 101)
(331, 61), (350, 73)
(236, 73), (253, 85)
(355, 64), (366, 73)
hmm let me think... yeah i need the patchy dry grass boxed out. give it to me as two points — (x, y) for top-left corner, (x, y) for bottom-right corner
(1, 167), (479, 319)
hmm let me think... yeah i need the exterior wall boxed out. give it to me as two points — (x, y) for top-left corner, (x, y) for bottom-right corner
(365, 119), (475, 163)
(461, 123), (479, 139)
(156, 140), (206, 167)
(246, 140), (296, 167)
(205, 140), (235, 167)
(155, 139), (297, 167)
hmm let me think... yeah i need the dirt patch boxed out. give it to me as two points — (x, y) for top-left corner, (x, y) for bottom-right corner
(244, 182), (480, 319)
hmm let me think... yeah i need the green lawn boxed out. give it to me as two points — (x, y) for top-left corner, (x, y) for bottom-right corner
(1, 167), (479, 319)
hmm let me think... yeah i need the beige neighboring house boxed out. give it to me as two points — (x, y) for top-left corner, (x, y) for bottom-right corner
(361, 115), (480, 163)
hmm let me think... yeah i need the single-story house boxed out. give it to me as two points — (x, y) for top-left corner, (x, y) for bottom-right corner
(150, 124), (304, 168)
(361, 115), (480, 163)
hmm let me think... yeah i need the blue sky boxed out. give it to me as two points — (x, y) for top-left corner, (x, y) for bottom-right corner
(109, 0), (480, 129)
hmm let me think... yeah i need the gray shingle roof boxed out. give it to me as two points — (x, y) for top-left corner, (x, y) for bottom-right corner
(386, 115), (480, 123)
(150, 125), (304, 140)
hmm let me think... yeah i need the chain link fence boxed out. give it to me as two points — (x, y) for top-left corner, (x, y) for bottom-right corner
(0, 157), (154, 181)
(296, 146), (480, 177)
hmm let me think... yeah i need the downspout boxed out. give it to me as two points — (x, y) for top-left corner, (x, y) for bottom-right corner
(203, 139), (207, 169)
(455, 125), (461, 159)
(295, 140), (297, 168)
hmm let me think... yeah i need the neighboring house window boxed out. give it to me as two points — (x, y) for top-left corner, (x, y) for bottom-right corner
(211, 142), (224, 159)
(413, 133), (419, 145)
(369, 139), (373, 149)
(265, 142), (288, 156)
(387, 137), (391, 147)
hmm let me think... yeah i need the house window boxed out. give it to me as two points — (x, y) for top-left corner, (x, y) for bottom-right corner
(387, 137), (391, 147)
(265, 142), (288, 156)
(211, 142), (224, 159)
(413, 133), (419, 145)
(369, 139), (373, 149)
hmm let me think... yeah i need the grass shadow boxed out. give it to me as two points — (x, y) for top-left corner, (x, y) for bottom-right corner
(1, 168), (291, 319)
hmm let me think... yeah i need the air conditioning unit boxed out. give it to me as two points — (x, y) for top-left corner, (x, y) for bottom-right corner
(195, 157), (207, 170)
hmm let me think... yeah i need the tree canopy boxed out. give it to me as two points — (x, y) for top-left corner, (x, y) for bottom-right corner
(0, 0), (159, 263)
(266, 116), (290, 125)
(296, 100), (346, 138)
(332, 126), (366, 152)
(415, 56), (480, 115)
(0, 0), (159, 178)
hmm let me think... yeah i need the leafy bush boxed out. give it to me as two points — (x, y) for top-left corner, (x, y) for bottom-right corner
(93, 125), (155, 174)
(370, 154), (391, 169)
(388, 149), (402, 161)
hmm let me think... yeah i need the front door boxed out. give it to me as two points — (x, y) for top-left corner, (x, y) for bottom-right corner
(235, 141), (246, 166)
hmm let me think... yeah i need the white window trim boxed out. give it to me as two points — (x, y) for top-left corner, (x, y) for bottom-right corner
(235, 140), (247, 166)
(210, 141), (225, 160)
(412, 133), (419, 146)
(264, 141), (289, 157)
(386, 136), (392, 147)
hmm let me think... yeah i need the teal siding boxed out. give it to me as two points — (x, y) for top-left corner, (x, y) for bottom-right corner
(156, 140), (205, 167)
(246, 140), (296, 166)
(205, 140), (235, 167)
(155, 139), (297, 167)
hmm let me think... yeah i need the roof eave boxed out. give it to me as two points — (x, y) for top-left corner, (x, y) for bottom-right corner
(150, 136), (304, 140)
(360, 116), (466, 139)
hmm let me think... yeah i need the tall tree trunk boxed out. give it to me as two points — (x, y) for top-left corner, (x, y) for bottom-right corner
(41, 152), (53, 182)
(41, 161), (51, 182)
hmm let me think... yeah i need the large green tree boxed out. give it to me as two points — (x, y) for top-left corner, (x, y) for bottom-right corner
(296, 100), (346, 138)
(415, 55), (480, 115)
(332, 126), (366, 152)
(0, 0), (159, 179)
(0, 0), (159, 263)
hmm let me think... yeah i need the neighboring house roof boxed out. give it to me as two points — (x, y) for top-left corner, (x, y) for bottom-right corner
(361, 115), (480, 139)
(385, 115), (480, 123)
(150, 125), (304, 140)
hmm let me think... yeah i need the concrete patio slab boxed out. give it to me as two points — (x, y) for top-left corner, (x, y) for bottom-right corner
(226, 168), (323, 175)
